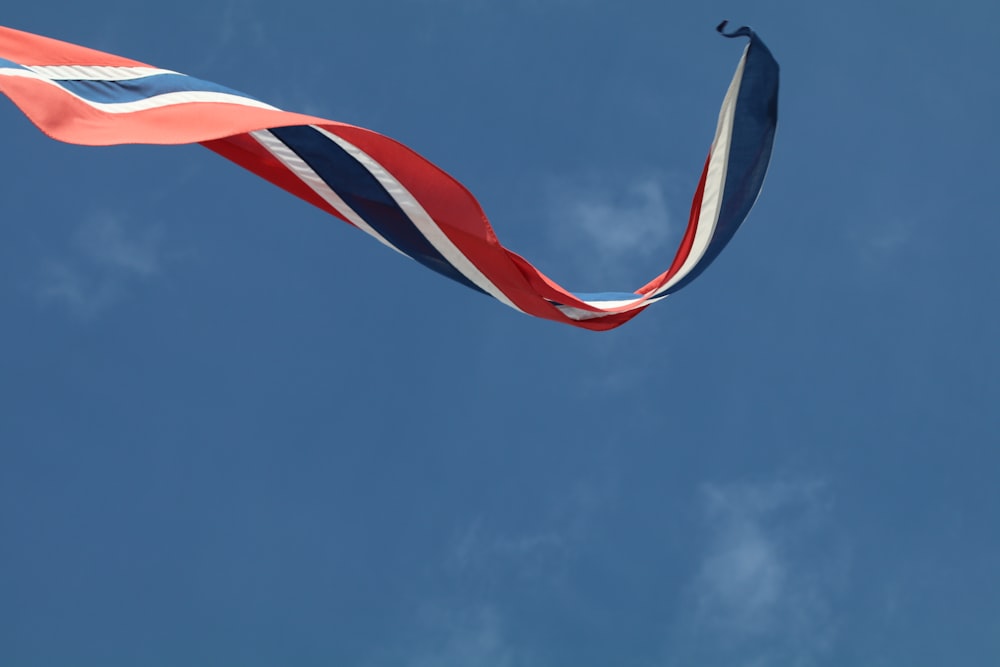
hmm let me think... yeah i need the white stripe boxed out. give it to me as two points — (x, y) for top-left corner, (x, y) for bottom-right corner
(0, 67), (278, 113)
(552, 47), (750, 321)
(575, 294), (649, 311)
(651, 46), (748, 297)
(577, 297), (646, 309)
(555, 293), (667, 321)
(25, 65), (178, 80)
(313, 126), (524, 313)
(554, 305), (612, 321)
(84, 90), (279, 113)
(249, 130), (404, 254)
(0, 52), (749, 322)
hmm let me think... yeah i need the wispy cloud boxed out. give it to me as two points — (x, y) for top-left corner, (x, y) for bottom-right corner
(695, 481), (820, 634)
(851, 216), (913, 269)
(447, 478), (614, 582)
(448, 517), (568, 582)
(405, 605), (525, 667)
(544, 174), (674, 290)
(667, 479), (846, 667)
(37, 213), (165, 319)
(77, 214), (162, 276)
(388, 481), (617, 667)
(366, 602), (530, 667)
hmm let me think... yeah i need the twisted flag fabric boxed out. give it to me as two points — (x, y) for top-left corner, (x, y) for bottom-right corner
(0, 22), (778, 330)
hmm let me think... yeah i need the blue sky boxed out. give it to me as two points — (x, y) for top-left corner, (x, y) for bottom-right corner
(2, 1), (998, 666)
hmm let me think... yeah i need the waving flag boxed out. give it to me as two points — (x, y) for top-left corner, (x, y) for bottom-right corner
(0, 22), (778, 330)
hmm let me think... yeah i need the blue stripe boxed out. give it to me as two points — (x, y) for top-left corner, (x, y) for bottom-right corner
(268, 125), (485, 294)
(664, 27), (779, 295)
(53, 73), (259, 105)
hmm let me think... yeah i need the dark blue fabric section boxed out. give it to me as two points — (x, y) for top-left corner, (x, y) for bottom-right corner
(55, 73), (259, 105)
(268, 125), (484, 293)
(664, 28), (779, 295)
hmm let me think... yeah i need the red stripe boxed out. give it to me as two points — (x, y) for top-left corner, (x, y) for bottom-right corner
(0, 70), (635, 328)
(639, 152), (711, 296)
(328, 125), (574, 322)
(0, 75), (326, 146)
(0, 24), (707, 330)
(331, 125), (657, 324)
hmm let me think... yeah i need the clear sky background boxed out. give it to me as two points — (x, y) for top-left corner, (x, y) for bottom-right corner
(2, 1), (998, 666)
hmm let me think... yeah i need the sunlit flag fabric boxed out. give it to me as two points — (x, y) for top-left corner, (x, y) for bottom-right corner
(0, 22), (778, 330)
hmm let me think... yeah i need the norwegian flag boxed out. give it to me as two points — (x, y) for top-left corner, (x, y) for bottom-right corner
(0, 22), (778, 330)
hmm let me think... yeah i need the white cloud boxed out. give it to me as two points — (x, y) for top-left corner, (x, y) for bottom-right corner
(695, 481), (812, 634)
(447, 479), (614, 581)
(407, 606), (523, 667)
(37, 213), (165, 319)
(696, 514), (785, 633)
(572, 178), (672, 255)
(37, 260), (121, 319)
(544, 174), (674, 290)
(851, 216), (913, 269)
(376, 479), (619, 667)
(76, 214), (162, 276)
(448, 517), (567, 581)
(367, 603), (530, 667)
(668, 479), (845, 667)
